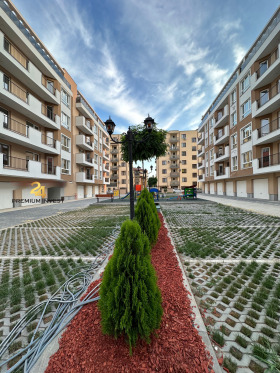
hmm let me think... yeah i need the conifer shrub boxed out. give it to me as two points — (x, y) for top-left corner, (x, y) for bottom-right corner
(99, 220), (162, 354)
(135, 198), (158, 245)
(138, 188), (160, 231)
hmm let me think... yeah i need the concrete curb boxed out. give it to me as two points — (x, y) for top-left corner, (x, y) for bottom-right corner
(162, 214), (223, 373)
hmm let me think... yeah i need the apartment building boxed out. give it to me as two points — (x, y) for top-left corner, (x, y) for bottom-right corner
(0, 0), (109, 210)
(156, 130), (198, 191)
(198, 7), (280, 201)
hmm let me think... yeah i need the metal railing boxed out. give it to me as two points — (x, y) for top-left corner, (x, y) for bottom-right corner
(216, 151), (225, 159)
(111, 149), (118, 154)
(2, 116), (28, 137)
(110, 174), (118, 180)
(41, 134), (56, 148)
(4, 37), (29, 69)
(255, 48), (279, 79)
(41, 104), (56, 122)
(4, 79), (29, 103)
(170, 181), (180, 186)
(169, 137), (178, 143)
(41, 76), (56, 96)
(85, 173), (92, 180)
(170, 164), (179, 169)
(170, 155), (179, 160)
(216, 128), (225, 141)
(216, 169), (225, 176)
(41, 163), (56, 175)
(258, 152), (280, 168)
(170, 172), (179, 177)
(257, 117), (280, 138)
(2, 155), (28, 170)
(170, 146), (179, 151)
(257, 82), (280, 108)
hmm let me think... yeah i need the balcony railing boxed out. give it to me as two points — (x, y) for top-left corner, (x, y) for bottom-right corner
(170, 172), (179, 177)
(2, 155), (28, 170)
(41, 76), (56, 96)
(2, 116), (27, 137)
(111, 149), (118, 154)
(170, 146), (179, 151)
(216, 128), (225, 141)
(41, 104), (56, 122)
(41, 163), (56, 175)
(256, 82), (280, 108)
(216, 169), (225, 176)
(4, 37), (29, 69)
(170, 155), (179, 160)
(216, 150), (225, 159)
(258, 153), (280, 168)
(85, 173), (93, 180)
(169, 137), (178, 143)
(111, 174), (118, 180)
(4, 79), (29, 103)
(255, 48), (279, 79)
(257, 117), (280, 138)
(170, 164), (179, 169)
(170, 181), (180, 186)
(41, 134), (56, 148)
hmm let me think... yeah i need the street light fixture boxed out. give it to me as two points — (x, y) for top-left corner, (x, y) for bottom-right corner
(105, 115), (155, 220)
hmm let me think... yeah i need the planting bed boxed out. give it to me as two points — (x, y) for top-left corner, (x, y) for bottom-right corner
(161, 201), (280, 373)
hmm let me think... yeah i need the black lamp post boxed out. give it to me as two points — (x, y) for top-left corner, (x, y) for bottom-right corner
(105, 115), (155, 220)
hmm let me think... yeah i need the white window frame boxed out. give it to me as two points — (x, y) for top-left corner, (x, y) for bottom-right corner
(61, 158), (70, 174)
(231, 155), (238, 171)
(231, 89), (236, 105)
(241, 98), (251, 119)
(61, 112), (70, 130)
(61, 134), (70, 152)
(231, 112), (237, 127)
(61, 89), (70, 107)
(231, 133), (237, 149)
(242, 151), (252, 169)
(241, 123), (252, 144)
(240, 72), (250, 94)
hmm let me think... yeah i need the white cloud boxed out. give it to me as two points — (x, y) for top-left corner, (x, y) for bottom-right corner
(233, 44), (246, 65)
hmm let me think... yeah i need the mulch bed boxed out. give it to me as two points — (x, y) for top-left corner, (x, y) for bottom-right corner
(46, 213), (213, 372)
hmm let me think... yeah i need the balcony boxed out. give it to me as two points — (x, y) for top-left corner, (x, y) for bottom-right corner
(75, 116), (93, 135)
(214, 167), (230, 180)
(252, 82), (280, 117)
(214, 146), (230, 162)
(169, 137), (178, 143)
(170, 164), (179, 169)
(214, 105), (229, 128)
(111, 165), (118, 171)
(214, 125), (229, 145)
(103, 177), (110, 184)
(198, 160), (205, 169)
(103, 138), (110, 148)
(110, 182), (117, 187)
(76, 172), (95, 183)
(252, 48), (280, 90)
(170, 172), (179, 177)
(170, 155), (179, 160)
(111, 149), (118, 154)
(197, 132), (204, 145)
(76, 96), (102, 126)
(198, 146), (205, 156)
(252, 117), (280, 146)
(170, 181), (180, 186)
(103, 164), (110, 172)
(0, 114), (60, 155)
(253, 152), (280, 174)
(0, 72), (60, 130)
(198, 174), (205, 182)
(0, 32), (60, 105)
(110, 174), (118, 180)
(111, 157), (119, 163)
(76, 135), (93, 151)
(170, 146), (179, 151)
(75, 153), (94, 167)
(103, 151), (110, 161)
(0, 154), (60, 180)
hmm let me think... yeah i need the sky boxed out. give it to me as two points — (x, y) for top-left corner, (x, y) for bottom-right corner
(11, 0), (280, 174)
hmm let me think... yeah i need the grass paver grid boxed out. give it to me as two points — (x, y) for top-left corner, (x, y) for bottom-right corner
(161, 201), (280, 373)
(0, 204), (129, 371)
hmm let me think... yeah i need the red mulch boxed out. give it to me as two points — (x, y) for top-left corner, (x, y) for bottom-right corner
(46, 213), (213, 373)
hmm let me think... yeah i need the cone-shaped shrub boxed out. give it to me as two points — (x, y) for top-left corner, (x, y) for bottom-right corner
(138, 188), (161, 231)
(99, 220), (162, 354)
(135, 198), (158, 245)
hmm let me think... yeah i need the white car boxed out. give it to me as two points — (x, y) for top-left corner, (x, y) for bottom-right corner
(172, 189), (182, 193)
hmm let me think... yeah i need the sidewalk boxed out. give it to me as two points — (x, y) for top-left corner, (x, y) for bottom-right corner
(199, 194), (280, 217)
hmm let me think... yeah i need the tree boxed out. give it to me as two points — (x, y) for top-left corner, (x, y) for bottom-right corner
(137, 188), (160, 231)
(99, 220), (163, 354)
(121, 124), (167, 162)
(135, 198), (158, 245)
(148, 177), (157, 188)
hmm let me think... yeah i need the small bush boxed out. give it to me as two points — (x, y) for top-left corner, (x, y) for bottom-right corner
(138, 188), (160, 230)
(99, 220), (162, 354)
(135, 198), (158, 245)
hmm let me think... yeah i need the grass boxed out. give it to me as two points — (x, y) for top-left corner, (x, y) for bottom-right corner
(212, 330), (225, 346)
(236, 335), (248, 348)
(223, 357), (237, 373)
(261, 327), (275, 339)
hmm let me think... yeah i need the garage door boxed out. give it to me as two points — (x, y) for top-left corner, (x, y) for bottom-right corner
(226, 182), (234, 196)
(94, 186), (99, 196)
(204, 184), (208, 194)
(253, 179), (269, 200)
(77, 186), (84, 199)
(0, 182), (13, 209)
(236, 181), (246, 197)
(22, 185), (42, 206)
(217, 182), (223, 195)
(210, 183), (215, 194)
(86, 186), (92, 198)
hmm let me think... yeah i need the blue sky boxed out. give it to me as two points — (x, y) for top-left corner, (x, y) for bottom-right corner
(12, 0), (280, 136)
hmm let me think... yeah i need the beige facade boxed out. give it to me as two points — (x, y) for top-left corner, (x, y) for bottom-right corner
(156, 130), (198, 191)
(0, 0), (109, 209)
(198, 7), (280, 201)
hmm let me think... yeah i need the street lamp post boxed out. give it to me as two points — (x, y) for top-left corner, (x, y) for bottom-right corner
(105, 116), (155, 220)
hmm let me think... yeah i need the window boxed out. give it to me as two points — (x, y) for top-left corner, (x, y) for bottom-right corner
(182, 169), (187, 173)
(231, 112), (237, 127)
(99, 156), (102, 165)
(0, 143), (10, 166)
(4, 37), (11, 53)
(210, 165), (214, 176)
(61, 89), (70, 106)
(61, 159), (70, 174)
(181, 160), (186, 165)
(205, 122), (208, 132)
(241, 123), (252, 143)
(209, 133), (213, 145)
(181, 134), (186, 139)
(162, 169), (167, 174)
(192, 146), (196, 151)
(121, 162), (125, 167)
(206, 167), (209, 177)
(192, 173), (197, 177)
(260, 118), (269, 136)
(192, 155), (197, 160)
(258, 60), (268, 77)
(192, 164), (197, 169)
(231, 89), (236, 104)
(242, 151), (252, 169)
(241, 72), (250, 94)
(209, 118), (214, 129)
(162, 160), (166, 165)
(99, 144), (102, 152)
(94, 125), (98, 134)
(162, 178), (167, 183)
(210, 149), (214, 161)
(205, 152), (208, 162)
(121, 171), (126, 176)
(94, 139), (98, 150)
(94, 154), (98, 164)
(182, 142), (186, 147)
(3, 74), (10, 91)
(241, 98), (251, 119)
(192, 137), (196, 143)
(260, 89), (269, 106)
(231, 133), (237, 149)
(232, 156), (238, 171)
(26, 121), (40, 131)
(205, 136), (208, 148)
(182, 151), (186, 156)
(100, 170), (102, 180)
(61, 134), (70, 152)
(121, 179), (126, 184)
(61, 112), (70, 129)
(182, 177), (187, 182)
